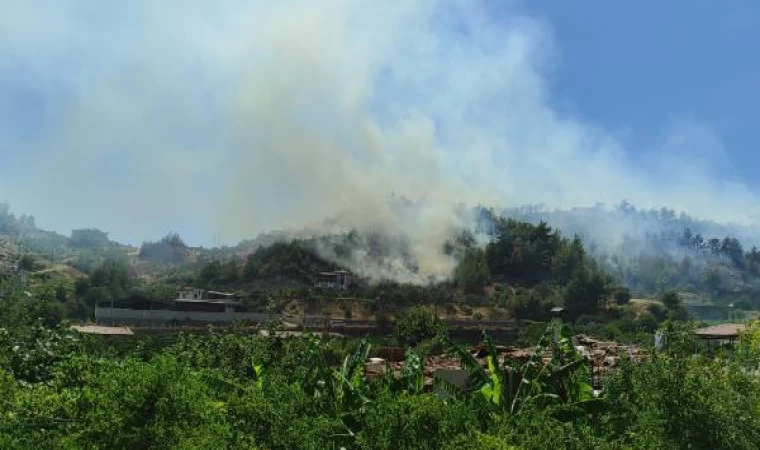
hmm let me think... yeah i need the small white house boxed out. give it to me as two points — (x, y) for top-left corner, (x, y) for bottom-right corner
(178, 287), (205, 300)
(174, 288), (241, 312)
(314, 271), (352, 291)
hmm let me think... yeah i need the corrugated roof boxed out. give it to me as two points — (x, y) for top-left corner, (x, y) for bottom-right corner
(206, 290), (237, 297)
(175, 298), (241, 305)
(71, 325), (134, 336)
(696, 323), (745, 338)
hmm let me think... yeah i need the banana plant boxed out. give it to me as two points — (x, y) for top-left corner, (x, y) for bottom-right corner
(333, 338), (372, 414)
(400, 348), (425, 394)
(438, 320), (602, 419)
(256, 335), (374, 442)
(330, 338), (373, 441)
(198, 355), (264, 396)
(377, 346), (426, 395)
(294, 335), (333, 399)
(252, 360), (264, 389)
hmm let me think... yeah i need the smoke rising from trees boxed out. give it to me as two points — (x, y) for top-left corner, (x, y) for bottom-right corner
(3, 0), (760, 282)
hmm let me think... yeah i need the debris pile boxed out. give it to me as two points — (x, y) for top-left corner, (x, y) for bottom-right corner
(573, 334), (646, 374)
(366, 335), (647, 387)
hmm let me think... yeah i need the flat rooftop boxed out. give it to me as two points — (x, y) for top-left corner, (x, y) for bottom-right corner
(71, 325), (134, 336)
(696, 323), (746, 339)
(206, 290), (237, 297)
(174, 298), (242, 305)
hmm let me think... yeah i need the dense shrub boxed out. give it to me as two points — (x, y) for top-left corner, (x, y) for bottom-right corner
(70, 228), (111, 249)
(613, 286), (632, 305)
(602, 353), (760, 449)
(0, 321), (759, 449)
(455, 248), (490, 294)
(393, 306), (444, 348)
(358, 393), (477, 450)
(139, 233), (188, 263)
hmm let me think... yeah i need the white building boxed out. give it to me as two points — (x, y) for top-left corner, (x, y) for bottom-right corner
(314, 271), (352, 291)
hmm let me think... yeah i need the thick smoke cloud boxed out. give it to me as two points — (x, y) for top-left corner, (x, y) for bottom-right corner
(2, 0), (760, 282)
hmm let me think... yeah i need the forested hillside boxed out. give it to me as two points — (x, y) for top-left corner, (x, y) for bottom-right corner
(3, 200), (759, 332)
(503, 203), (760, 307)
(0, 203), (130, 273)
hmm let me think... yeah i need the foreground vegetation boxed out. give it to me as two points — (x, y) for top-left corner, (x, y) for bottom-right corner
(1, 312), (760, 449)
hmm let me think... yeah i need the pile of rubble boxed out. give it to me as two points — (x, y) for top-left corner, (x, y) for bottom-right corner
(573, 334), (646, 374)
(365, 335), (647, 387)
(365, 354), (463, 387)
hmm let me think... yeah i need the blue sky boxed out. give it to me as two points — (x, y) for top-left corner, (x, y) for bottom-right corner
(519, 1), (760, 182)
(2, 1), (760, 246)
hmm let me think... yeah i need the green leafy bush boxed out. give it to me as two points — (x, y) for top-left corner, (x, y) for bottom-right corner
(0, 320), (758, 449)
(393, 306), (444, 348)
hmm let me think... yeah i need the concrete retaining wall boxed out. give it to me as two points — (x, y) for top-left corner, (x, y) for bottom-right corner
(95, 307), (273, 326)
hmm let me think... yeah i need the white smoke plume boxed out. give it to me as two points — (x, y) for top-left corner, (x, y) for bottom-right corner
(2, 0), (760, 282)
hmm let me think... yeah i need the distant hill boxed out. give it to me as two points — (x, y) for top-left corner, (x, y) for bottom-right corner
(7, 200), (760, 311)
(0, 202), (133, 275)
(500, 203), (760, 307)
